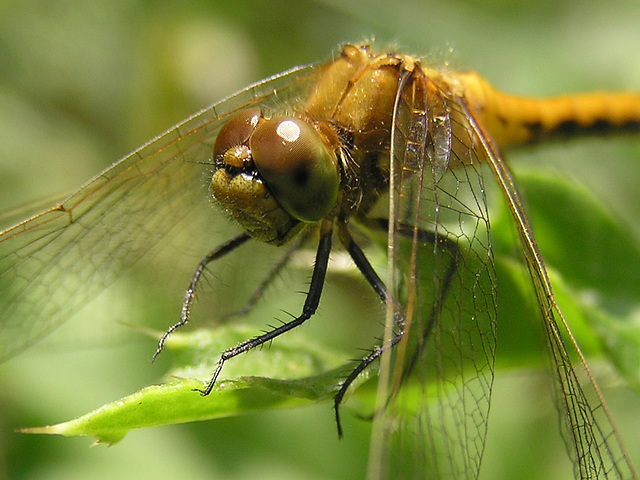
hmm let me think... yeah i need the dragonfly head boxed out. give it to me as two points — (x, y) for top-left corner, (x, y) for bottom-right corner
(211, 109), (340, 245)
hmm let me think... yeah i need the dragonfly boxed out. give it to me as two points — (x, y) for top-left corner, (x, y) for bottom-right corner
(1, 43), (639, 479)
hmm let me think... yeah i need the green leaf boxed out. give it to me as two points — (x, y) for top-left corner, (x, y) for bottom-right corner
(493, 166), (640, 388)
(20, 168), (640, 446)
(20, 325), (364, 445)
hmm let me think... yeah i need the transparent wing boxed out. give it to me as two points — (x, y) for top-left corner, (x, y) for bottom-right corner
(370, 70), (497, 479)
(0, 60), (326, 362)
(464, 100), (638, 479)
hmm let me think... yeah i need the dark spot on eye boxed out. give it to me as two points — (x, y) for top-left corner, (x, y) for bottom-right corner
(292, 166), (309, 186)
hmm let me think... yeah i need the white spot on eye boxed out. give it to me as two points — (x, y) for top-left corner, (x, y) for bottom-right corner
(276, 120), (301, 143)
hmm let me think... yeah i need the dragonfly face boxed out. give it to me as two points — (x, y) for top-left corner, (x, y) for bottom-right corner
(210, 44), (405, 245)
(211, 109), (340, 243)
(1, 43), (638, 479)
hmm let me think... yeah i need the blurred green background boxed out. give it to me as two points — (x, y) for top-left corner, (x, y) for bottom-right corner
(1, 0), (639, 479)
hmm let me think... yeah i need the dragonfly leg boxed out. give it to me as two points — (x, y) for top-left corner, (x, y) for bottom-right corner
(356, 217), (461, 380)
(333, 222), (405, 437)
(399, 231), (460, 381)
(196, 220), (333, 396)
(152, 233), (251, 361)
(333, 219), (460, 436)
(219, 235), (304, 322)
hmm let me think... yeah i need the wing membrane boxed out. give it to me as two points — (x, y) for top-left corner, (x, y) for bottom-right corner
(462, 97), (637, 479)
(370, 68), (497, 479)
(0, 61), (325, 361)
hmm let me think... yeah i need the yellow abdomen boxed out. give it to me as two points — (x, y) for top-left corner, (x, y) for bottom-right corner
(457, 71), (640, 148)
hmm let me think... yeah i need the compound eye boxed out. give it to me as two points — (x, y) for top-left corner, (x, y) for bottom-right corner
(213, 109), (261, 159)
(249, 117), (339, 222)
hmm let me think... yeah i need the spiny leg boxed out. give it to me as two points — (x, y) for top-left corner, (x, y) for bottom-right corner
(361, 218), (462, 377)
(152, 233), (251, 362)
(220, 234), (304, 322)
(333, 219), (460, 436)
(333, 221), (404, 437)
(197, 219), (334, 396)
(399, 229), (460, 382)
